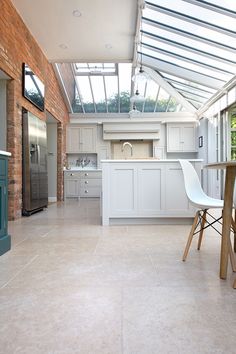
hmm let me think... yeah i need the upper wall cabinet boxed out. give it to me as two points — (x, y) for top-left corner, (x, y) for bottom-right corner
(66, 125), (97, 153)
(167, 123), (197, 152)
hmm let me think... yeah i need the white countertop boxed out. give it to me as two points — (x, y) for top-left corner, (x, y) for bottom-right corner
(101, 159), (203, 163)
(0, 150), (11, 157)
(64, 167), (102, 172)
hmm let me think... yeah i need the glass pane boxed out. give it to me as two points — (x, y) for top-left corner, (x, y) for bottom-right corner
(75, 76), (95, 113)
(142, 23), (235, 61)
(231, 131), (236, 145)
(231, 148), (236, 160)
(231, 116), (236, 128)
(105, 76), (118, 113)
(143, 7), (233, 47)
(167, 97), (179, 112)
(148, 0), (235, 30)
(119, 63), (132, 112)
(155, 87), (170, 112)
(143, 80), (159, 112)
(205, 0), (236, 11)
(72, 86), (83, 113)
(142, 36), (235, 73)
(142, 46), (231, 82)
(90, 76), (106, 112)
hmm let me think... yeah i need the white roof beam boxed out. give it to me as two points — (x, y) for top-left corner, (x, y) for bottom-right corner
(181, 0), (236, 19)
(143, 66), (197, 113)
(142, 55), (224, 90)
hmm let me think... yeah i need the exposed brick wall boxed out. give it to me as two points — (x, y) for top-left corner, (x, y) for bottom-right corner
(0, 0), (69, 219)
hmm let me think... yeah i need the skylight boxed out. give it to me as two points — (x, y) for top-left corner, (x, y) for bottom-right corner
(140, 0), (236, 109)
(55, 62), (182, 114)
(54, 0), (236, 115)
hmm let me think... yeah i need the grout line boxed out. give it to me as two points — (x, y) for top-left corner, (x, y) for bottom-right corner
(14, 236), (29, 247)
(121, 287), (124, 354)
(40, 230), (54, 238)
(148, 253), (158, 275)
(93, 236), (101, 255)
(0, 255), (39, 289)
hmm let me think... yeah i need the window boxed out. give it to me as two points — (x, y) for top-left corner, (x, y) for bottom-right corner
(230, 113), (236, 160)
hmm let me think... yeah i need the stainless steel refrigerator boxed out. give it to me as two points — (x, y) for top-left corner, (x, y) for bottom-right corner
(22, 110), (48, 216)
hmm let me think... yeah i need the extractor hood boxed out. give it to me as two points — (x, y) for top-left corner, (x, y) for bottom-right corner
(103, 121), (161, 140)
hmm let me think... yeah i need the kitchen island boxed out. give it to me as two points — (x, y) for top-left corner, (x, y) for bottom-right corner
(101, 159), (202, 225)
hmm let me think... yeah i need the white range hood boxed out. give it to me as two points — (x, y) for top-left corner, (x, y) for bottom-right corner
(103, 121), (161, 140)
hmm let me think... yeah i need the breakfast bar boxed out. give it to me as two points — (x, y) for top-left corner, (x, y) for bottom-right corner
(101, 159), (202, 225)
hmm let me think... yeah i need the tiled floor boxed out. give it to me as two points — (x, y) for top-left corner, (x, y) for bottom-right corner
(1, 199), (236, 354)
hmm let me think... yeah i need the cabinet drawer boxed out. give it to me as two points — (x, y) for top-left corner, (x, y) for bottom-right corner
(64, 172), (80, 179)
(80, 178), (102, 187)
(80, 186), (101, 197)
(80, 171), (102, 178)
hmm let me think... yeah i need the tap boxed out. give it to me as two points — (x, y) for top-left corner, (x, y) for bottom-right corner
(122, 141), (133, 156)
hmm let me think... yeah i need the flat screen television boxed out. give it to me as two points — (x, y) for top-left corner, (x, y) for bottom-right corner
(22, 63), (45, 111)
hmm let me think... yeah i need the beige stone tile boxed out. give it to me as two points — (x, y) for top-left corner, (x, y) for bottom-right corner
(10, 236), (99, 257)
(0, 286), (122, 354)
(4, 254), (159, 290)
(122, 286), (236, 354)
(0, 253), (38, 288)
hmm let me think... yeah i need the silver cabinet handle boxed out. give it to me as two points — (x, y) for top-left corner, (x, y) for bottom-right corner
(85, 173), (88, 176)
(85, 190), (88, 193)
(85, 181), (89, 184)
(70, 173), (74, 176)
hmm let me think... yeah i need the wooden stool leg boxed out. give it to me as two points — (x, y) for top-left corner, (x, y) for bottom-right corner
(197, 210), (207, 250)
(234, 209), (236, 253)
(229, 237), (236, 272)
(182, 212), (199, 262)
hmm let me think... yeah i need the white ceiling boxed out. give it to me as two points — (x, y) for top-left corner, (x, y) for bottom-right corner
(11, 0), (138, 63)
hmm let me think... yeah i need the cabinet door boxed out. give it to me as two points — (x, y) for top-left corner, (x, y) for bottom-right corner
(81, 127), (96, 152)
(138, 165), (164, 215)
(65, 179), (79, 197)
(110, 166), (137, 216)
(0, 180), (6, 238)
(182, 125), (196, 152)
(66, 127), (81, 152)
(165, 164), (194, 215)
(167, 125), (182, 152)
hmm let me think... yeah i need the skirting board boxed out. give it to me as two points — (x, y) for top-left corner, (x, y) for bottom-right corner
(108, 217), (194, 225)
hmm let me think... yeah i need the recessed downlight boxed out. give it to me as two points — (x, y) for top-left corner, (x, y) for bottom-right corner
(105, 43), (112, 49)
(72, 9), (82, 17)
(59, 44), (68, 50)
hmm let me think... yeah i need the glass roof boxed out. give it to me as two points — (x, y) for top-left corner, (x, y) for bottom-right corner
(55, 0), (236, 115)
(55, 62), (182, 114)
(140, 0), (236, 109)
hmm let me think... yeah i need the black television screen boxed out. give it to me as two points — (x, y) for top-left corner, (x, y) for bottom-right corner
(22, 63), (45, 111)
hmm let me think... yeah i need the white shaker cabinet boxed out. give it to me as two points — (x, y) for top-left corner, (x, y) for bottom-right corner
(66, 125), (96, 153)
(167, 123), (196, 152)
(109, 164), (165, 217)
(64, 171), (80, 197)
(102, 160), (201, 225)
(64, 170), (102, 198)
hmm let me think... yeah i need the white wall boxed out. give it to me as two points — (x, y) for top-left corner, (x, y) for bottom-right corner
(47, 123), (57, 202)
(0, 80), (7, 151)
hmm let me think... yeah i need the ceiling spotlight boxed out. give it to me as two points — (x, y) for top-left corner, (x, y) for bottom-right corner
(105, 43), (112, 49)
(72, 9), (82, 17)
(59, 44), (68, 49)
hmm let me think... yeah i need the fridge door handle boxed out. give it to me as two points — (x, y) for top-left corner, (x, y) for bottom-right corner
(37, 144), (40, 164)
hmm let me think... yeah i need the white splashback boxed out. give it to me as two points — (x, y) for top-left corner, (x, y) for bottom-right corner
(111, 141), (153, 159)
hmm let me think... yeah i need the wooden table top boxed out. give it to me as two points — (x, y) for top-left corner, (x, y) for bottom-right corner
(205, 161), (236, 169)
